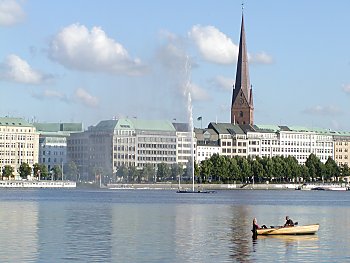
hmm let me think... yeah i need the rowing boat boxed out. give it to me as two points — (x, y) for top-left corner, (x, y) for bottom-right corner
(255, 224), (319, 235)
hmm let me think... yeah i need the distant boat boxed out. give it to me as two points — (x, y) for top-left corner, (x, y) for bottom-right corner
(254, 224), (319, 236)
(176, 189), (215, 194)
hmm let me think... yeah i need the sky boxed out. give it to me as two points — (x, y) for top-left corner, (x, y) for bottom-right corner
(1, 0), (350, 131)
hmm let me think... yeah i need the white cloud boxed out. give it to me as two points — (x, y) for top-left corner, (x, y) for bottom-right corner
(189, 25), (238, 64)
(210, 75), (234, 91)
(32, 89), (69, 102)
(75, 88), (99, 108)
(250, 52), (273, 64)
(188, 25), (273, 65)
(190, 83), (210, 101)
(48, 23), (147, 75)
(0, 54), (44, 84)
(342, 84), (350, 94)
(303, 105), (342, 116)
(0, 0), (25, 26)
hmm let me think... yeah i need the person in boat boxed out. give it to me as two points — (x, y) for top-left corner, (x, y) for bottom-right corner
(253, 218), (267, 230)
(284, 216), (294, 227)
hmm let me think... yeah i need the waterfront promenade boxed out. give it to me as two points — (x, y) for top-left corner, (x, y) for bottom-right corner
(105, 183), (301, 190)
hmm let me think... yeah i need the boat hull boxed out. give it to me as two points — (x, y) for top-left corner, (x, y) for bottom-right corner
(256, 224), (319, 235)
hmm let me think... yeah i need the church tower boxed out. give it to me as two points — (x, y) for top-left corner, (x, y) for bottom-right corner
(231, 14), (254, 125)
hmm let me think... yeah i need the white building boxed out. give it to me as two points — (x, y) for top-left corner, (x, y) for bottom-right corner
(0, 117), (39, 177)
(34, 123), (83, 171)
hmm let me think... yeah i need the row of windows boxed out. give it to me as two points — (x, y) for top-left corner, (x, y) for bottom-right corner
(0, 135), (34, 140)
(222, 148), (247, 154)
(138, 157), (176, 162)
(138, 144), (176, 149)
(42, 151), (65, 156)
(0, 128), (33, 133)
(137, 150), (176, 155)
(41, 157), (64, 163)
(335, 155), (349, 160)
(0, 159), (34, 165)
(0, 151), (35, 156)
(335, 148), (349, 153)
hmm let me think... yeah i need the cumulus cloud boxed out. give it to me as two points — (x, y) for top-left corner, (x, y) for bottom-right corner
(48, 23), (147, 76)
(189, 25), (238, 64)
(0, 0), (25, 26)
(342, 84), (350, 94)
(250, 52), (273, 64)
(32, 89), (69, 102)
(303, 105), (342, 116)
(209, 75), (234, 92)
(156, 30), (197, 72)
(190, 83), (210, 101)
(75, 88), (99, 108)
(188, 25), (273, 65)
(0, 54), (46, 84)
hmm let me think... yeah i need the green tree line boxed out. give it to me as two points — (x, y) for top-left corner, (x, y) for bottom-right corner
(1, 161), (79, 181)
(198, 153), (350, 184)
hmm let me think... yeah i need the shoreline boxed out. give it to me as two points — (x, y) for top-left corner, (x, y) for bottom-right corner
(105, 183), (302, 190)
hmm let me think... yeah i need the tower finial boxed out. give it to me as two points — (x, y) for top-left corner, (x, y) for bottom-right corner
(242, 1), (244, 12)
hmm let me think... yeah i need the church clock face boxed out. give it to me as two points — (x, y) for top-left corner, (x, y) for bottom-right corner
(239, 98), (244, 105)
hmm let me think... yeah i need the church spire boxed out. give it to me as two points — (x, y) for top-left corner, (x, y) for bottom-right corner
(231, 13), (254, 125)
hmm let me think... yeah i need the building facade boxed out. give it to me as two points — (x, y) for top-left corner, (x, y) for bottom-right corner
(333, 133), (350, 167)
(67, 118), (177, 180)
(0, 117), (39, 177)
(34, 123), (83, 171)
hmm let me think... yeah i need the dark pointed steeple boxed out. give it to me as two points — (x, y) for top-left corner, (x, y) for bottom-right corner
(231, 13), (254, 125)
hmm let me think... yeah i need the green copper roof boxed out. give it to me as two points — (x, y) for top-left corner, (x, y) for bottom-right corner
(0, 117), (33, 127)
(34, 122), (83, 136)
(130, 119), (175, 131)
(92, 118), (175, 132)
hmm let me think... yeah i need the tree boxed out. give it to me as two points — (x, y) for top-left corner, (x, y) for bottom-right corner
(157, 163), (170, 182)
(116, 165), (128, 183)
(251, 158), (265, 183)
(305, 154), (320, 181)
(325, 157), (340, 182)
(51, 165), (62, 180)
(2, 165), (14, 179)
(199, 159), (213, 183)
(65, 161), (79, 181)
(33, 163), (49, 180)
(170, 163), (183, 182)
(141, 164), (155, 183)
(128, 166), (140, 182)
(19, 163), (32, 179)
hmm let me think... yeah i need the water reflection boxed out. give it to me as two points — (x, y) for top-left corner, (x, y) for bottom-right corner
(0, 202), (38, 262)
(229, 205), (253, 263)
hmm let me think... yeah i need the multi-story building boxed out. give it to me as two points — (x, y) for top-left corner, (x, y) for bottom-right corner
(0, 117), (39, 177)
(34, 122), (83, 171)
(67, 118), (177, 180)
(194, 128), (220, 163)
(173, 123), (194, 168)
(333, 133), (350, 167)
(203, 123), (334, 164)
(208, 123), (248, 158)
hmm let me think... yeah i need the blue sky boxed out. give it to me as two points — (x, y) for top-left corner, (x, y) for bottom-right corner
(1, 0), (350, 130)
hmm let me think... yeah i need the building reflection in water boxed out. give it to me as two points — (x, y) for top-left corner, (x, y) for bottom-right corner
(0, 201), (38, 262)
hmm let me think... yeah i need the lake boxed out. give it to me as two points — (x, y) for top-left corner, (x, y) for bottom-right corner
(0, 188), (349, 262)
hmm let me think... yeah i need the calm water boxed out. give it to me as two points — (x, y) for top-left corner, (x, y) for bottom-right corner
(0, 189), (349, 262)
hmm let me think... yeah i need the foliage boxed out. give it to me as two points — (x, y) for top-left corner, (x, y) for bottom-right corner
(19, 163), (32, 179)
(2, 165), (14, 179)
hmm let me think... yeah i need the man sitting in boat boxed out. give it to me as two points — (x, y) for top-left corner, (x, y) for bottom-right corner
(284, 216), (294, 227)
